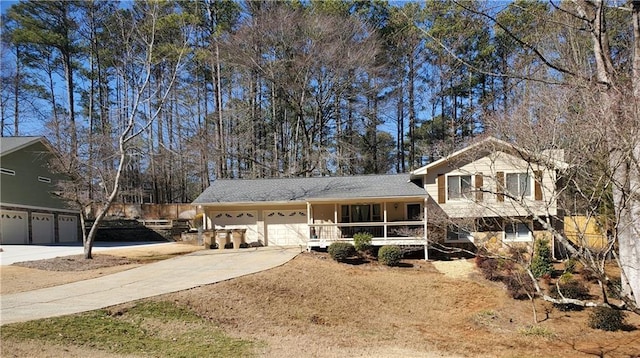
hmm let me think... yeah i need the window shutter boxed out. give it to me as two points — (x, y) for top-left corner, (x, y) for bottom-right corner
(534, 170), (543, 201)
(496, 171), (504, 202)
(475, 173), (483, 201)
(438, 174), (446, 204)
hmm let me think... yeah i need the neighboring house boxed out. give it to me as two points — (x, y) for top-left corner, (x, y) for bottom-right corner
(563, 215), (609, 251)
(192, 175), (429, 249)
(0, 136), (80, 245)
(409, 136), (568, 251)
(192, 137), (568, 255)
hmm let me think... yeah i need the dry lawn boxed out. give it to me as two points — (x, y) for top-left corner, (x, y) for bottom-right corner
(165, 253), (640, 357)
(1, 246), (639, 358)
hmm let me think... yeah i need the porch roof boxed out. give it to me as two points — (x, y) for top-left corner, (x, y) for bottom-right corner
(192, 174), (426, 205)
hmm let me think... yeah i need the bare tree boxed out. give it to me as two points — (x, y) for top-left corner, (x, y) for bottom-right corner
(417, 0), (640, 312)
(53, 1), (190, 259)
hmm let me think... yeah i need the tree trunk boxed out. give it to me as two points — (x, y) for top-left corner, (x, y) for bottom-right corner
(13, 46), (20, 136)
(63, 51), (77, 157)
(408, 52), (416, 169)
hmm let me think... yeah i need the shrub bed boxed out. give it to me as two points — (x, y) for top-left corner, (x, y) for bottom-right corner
(588, 306), (626, 331)
(551, 279), (590, 311)
(353, 232), (373, 253)
(328, 242), (355, 262)
(378, 245), (402, 266)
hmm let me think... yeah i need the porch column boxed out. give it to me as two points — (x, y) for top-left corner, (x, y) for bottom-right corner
(334, 203), (339, 240)
(383, 202), (388, 239)
(307, 202), (312, 224)
(199, 206), (207, 231)
(424, 197), (429, 261)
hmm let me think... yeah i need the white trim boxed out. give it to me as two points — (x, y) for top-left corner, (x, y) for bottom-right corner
(1, 168), (16, 175)
(196, 196), (427, 206)
(0, 202), (79, 214)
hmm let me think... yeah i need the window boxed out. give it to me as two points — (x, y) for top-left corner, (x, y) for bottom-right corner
(340, 204), (382, 223)
(1, 168), (15, 176)
(446, 225), (473, 242)
(351, 205), (370, 222)
(372, 204), (381, 221)
(407, 203), (422, 221)
(340, 205), (350, 223)
(447, 175), (472, 200)
(38, 176), (51, 183)
(505, 222), (532, 242)
(506, 173), (531, 198)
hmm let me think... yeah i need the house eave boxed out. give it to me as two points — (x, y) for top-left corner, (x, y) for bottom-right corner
(306, 195), (426, 203)
(195, 195), (427, 207)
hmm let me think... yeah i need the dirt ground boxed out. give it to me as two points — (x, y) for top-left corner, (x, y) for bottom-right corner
(2, 246), (639, 358)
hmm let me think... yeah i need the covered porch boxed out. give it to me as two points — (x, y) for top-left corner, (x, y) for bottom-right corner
(305, 198), (429, 251)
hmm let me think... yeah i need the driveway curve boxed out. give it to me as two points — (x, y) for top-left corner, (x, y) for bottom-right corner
(0, 247), (301, 325)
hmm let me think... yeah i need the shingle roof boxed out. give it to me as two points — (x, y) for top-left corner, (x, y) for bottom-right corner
(193, 174), (426, 204)
(0, 136), (43, 157)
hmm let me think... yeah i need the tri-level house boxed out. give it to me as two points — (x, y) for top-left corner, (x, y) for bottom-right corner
(0, 136), (80, 245)
(409, 137), (568, 253)
(192, 137), (568, 256)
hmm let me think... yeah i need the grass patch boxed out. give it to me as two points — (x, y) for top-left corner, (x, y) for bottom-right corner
(2, 301), (255, 357)
(518, 325), (556, 339)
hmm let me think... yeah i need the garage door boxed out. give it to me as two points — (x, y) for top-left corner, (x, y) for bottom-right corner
(211, 211), (259, 242)
(0, 210), (28, 244)
(58, 215), (78, 243)
(32, 213), (55, 244)
(265, 210), (308, 246)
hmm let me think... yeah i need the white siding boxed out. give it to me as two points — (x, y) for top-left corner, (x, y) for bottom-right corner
(424, 151), (558, 218)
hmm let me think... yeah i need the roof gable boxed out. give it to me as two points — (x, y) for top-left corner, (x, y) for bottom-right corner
(410, 136), (568, 178)
(193, 174), (426, 204)
(0, 136), (46, 157)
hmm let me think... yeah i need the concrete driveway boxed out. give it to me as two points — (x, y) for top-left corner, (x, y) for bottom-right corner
(0, 247), (301, 325)
(0, 242), (175, 266)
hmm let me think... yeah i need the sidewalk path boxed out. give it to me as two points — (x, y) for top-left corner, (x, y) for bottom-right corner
(1, 247), (301, 325)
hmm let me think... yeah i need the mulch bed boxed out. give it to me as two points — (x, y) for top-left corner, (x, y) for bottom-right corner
(13, 255), (137, 272)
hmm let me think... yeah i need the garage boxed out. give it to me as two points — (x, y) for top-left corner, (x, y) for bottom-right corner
(32, 213), (54, 244)
(58, 215), (78, 243)
(265, 210), (308, 246)
(0, 210), (28, 244)
(210, 211), (259, 243)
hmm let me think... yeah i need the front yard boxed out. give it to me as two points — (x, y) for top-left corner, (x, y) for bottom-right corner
(1, 248), (639, 357)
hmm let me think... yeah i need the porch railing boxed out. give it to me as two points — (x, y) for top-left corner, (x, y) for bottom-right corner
(309, 222), (425, 241)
